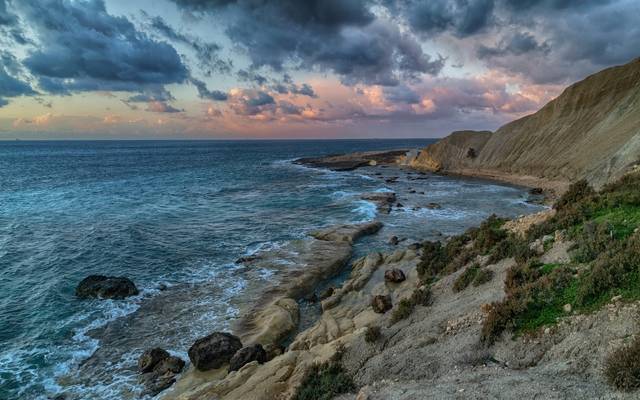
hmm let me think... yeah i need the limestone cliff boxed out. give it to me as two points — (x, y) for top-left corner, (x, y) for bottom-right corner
(411, 57), (640, 187)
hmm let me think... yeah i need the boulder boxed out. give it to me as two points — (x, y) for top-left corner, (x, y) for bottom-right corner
(75, 275), (138, 299)
(138, 348), (170, 373)
(229, 344), (268, 372)
(138, 349), (185, 396)
(389, 236), (399, 246)
(188, 332), (243, 371)
(371, 295), (392, 314)
(384, 269), (406, 283)
(426, 203), (442, 209)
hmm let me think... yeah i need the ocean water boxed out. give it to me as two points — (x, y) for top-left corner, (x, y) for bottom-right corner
(0, 140), (543, 399)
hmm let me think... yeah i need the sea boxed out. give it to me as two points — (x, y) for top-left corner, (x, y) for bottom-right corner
(0, 140), (544, 399)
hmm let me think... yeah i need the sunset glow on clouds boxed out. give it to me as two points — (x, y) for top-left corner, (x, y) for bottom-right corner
(0, 0), (638, 139)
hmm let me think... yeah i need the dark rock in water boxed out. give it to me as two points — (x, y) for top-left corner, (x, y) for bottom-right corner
(426, 203), (442, 209)
(235, 255), (260, 264)
(374, 172), (382, 176)
(138, 348), (170, 373)
(319, 286), (334, 300)
(408, 243), (421, 250)
(384, 269), (406, 283)
(229, 344), (268, 372)
(371, 294), (392, 314)
(385, 177), (399, 183)
(49, 395), (66, 400)
(529, 187), (544, 195)
(138, 349), (185, 396)
(389, 236), (399, 246)
(155, 355), (185, 375)
(157, 283), (168, 291)
(188, 332), (242, 371)
(396, 202), (403, 208)
(409, 190), (416, 194)
(418, 191), (425, 195)
(75, 275), (138, 299)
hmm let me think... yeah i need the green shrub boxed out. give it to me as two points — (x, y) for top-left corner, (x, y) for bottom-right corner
(473, 268), (494, 287)
(554, 179), (596, 211)
(364, 326), (381, 343)
(471, 215), (508, 254)
(453, 264), (480, 292)
(416, 241), (447, 282)
(604, 336), (640, 391)
(294, 363), (355, 400)
(571, 221), (615, 263)
(410, 286), (432, 306)
(391, 298), (414, 324)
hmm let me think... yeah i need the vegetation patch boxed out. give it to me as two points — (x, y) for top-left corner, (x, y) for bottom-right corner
(453, 264), (481, 292)
(364, 326), (381, 343)
(481, 174), (640, 344)
(294, 363), (355, 400)
(473, 268), (494, 287)
(604, 335), (640, 391)
(391, 298), (414, 323)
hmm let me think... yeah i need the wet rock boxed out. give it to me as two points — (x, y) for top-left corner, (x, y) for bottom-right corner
(319, 287), (335, 300)
(138, 349), (185, 396)
(385, 177), (399, 183)
(360, 193), (396, 214)
(396, 202), (404, 208)
(235, 255), (260, 264)
(389, 236), (399, 246)
(426, 203), (442, 209)
(408, 243), (421, 251)
(229, 344), (268, 372)
(384, 269), (406, 283)
(75, 275), (138, 299)
(138, 348), (170, 373)
(409, 189), (417, 193)
(371, 294), (392, 314)
(529, 187), (544, 195)
(310, 221), (383, 243)
(188, 332), (243, 371)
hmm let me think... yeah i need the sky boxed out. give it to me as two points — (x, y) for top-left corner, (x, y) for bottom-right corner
(0, 0), (638, 139)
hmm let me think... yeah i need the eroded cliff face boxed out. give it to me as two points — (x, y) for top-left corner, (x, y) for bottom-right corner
(412, 58), (640, 187)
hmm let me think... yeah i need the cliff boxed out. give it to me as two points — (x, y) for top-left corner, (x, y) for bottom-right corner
(411, 57), (640, 188)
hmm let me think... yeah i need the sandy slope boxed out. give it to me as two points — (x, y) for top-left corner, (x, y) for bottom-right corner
(411, 58), (640, 188)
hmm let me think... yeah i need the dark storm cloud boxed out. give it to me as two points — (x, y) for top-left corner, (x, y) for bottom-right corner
(476, 0), (640, 84)
(477, 31), (549, 58)
(190, 78), (228, 101)
(227, 89), (276, 116)
(171, 0), (444, 86)
(405, 0), (495, 37)
(383, 85), (421, 104)
(144, 13), (233, 76)
(0, 65), (35, 107)
(17, 0), (188, 95)
(278, 100), (304, 115)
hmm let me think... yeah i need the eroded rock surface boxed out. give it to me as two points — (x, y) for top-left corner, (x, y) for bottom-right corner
(75, 275), (138, 299)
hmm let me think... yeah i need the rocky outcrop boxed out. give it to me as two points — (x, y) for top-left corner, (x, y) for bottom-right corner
(228, 344), (268, 372)
(75, 275), (138, 299)
(360, 193), (397, 214)
(138, 348), (185, 396)
(411, 57), (640, 188)
(188, 332), (243, 371)
(310, 221), (383, 243)
(295, 150), (408, 171)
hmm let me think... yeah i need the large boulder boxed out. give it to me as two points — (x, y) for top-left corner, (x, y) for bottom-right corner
(384, 269), (406, 283)
(371, 295), (392, 314)
(138, 348), (170, 373)
(188, 332), (242, 371)
(75, 275), (138, 299)
(138, 348), (185, 396)
(229, 344), (268, 372)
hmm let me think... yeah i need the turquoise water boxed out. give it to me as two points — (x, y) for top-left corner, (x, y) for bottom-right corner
(0, 140), (542, 399)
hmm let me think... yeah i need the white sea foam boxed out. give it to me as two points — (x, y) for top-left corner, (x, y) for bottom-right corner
(353, 200), (378, 222)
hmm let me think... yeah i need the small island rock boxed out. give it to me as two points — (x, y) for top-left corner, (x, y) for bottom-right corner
(75, 275), (138, 299)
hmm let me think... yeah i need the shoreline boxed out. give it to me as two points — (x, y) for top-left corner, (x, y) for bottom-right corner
(161, 157), (552, 400)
